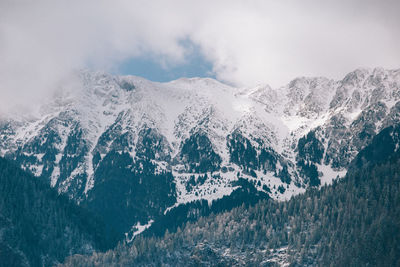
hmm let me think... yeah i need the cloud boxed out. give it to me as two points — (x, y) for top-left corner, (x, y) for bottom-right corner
(191, 0), (400, 86)
(0, 0), (399, 113)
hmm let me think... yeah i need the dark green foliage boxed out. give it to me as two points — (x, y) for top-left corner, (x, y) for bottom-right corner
(185, 174), (208, 192)
(211, 178), (269, 213)
(297, 130), (324, 164)
(228, 132), (258, 169)
(135, 127), (170, 161)
(296, 129), (323, 187)
(259, 148), (278, 171)
(352, 124), (400, 168)
(64, 125), (400, 267)
(147, 178), (269, 238)
(277, 185), (285, 194)
(92, 151), (101, 169)
(249, 169), (257, 178)
(10, 119), (90, 200)
(0, 241), (28, 267)
(277, 164), (291, 184)
(180, 132), (222, 172)
(227, 131), (278, 172)
(14, 123), (60, 180)
(297, 160), (320, 187)
(57, 124), (89, 196)
(185, 175), (196, 191)
(85, 151), (176, 247)
(262, 184), (271, 193)
(0, 157), (106, 267)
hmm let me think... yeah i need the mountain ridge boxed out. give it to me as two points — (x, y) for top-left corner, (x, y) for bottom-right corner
(62, 123), (400, 267)
(1, 66), (399, 243)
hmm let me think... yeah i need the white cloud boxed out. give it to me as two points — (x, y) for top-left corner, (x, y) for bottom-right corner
(0, 0), (399, 113)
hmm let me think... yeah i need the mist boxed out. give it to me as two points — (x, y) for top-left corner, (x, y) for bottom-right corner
(1, 0), (399, 113)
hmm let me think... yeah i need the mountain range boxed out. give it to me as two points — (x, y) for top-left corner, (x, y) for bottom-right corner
(1, 67), (399, 246)
(62, 119), (400, 266)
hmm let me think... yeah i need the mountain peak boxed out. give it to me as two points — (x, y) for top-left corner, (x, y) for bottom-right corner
(166, 76), (234, 91)
(1, 67), (399, 238)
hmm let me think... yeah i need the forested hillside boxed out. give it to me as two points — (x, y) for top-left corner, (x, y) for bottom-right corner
(63, 124), (400, 266)
(0, 158), (107, 267)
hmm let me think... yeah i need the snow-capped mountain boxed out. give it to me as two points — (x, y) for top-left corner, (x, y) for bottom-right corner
(1, 67), (399, 241)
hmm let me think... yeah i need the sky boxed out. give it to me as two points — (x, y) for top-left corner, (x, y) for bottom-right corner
(0, 0), (399, 113)
(115, 40), (216, 82)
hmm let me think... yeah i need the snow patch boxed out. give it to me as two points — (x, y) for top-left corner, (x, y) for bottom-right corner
(125, 219), (154, 243)
(317, 163), (347, 186)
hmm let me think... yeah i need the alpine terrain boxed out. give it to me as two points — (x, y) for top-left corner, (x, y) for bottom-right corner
(63, 119), (400, 266)
(1, 67), (399, 246)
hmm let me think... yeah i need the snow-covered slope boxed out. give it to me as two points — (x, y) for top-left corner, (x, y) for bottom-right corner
(1, 67), (400, 240)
